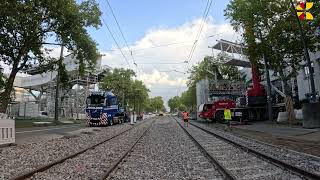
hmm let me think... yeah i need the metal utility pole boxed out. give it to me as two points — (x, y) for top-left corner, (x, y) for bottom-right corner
(262, 53), (273, 122)
(290, 0), (317, 102)
(54, 45), (64, 123)
(75, 84), (79, 120)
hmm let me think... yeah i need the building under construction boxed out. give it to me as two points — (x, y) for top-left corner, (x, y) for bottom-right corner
(7, 54), (110, 119)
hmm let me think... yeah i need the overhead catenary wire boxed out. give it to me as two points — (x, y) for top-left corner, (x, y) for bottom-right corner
(104, 41), (193, 52)
(105, 0), (142, 74)
(101, 17), (132, 69)
(176, 0), (213, 97)
(186, 0), (212, 65)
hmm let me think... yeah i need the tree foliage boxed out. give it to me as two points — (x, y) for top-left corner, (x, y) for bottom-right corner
(225, 0), (320, 94)
(0, 67), (6, 91)
(188, 54), (245, 87)
(146, 96), (165, 113)
(100, 68), (152, 112)
(0, 0), (102, 112)
(168, 96), (181, 112)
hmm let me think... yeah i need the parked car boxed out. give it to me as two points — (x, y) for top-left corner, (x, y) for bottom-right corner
(39, 111), (49, 118)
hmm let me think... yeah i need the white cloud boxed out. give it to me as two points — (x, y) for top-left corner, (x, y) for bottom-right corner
(99, 17), (239, 106)
(138, 69), (187, 87)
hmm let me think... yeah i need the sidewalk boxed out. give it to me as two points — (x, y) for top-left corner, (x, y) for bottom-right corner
(234, 122), (320, 142)
(193, 119), (320, 156)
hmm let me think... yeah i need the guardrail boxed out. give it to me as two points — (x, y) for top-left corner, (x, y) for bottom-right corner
(0, 114), (15, 146)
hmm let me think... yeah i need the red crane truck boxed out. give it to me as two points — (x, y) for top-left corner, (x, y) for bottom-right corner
(198, 65), (281, 122)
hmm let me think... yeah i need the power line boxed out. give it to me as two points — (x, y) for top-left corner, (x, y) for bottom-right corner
(105, 0), (139, 73)
(187, 0), (212, 65)
(176, 0), (213, 97)
(101, 17), (132, 69)
(103, 41), (193, 53)
(135, 61), (188, 65)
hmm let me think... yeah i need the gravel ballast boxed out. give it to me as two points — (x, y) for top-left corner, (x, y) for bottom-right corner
(190, 120), (320, 177)
(0, 121), (146, 179)
(29, 119), (154, 180)
(176, 118), (305, 180)
(110, 117), (223, 180)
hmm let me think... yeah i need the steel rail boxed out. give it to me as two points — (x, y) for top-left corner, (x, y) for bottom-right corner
(11, 120), (152, 180)
(189, 121), (320, 180)
(172, 116), (236, 180)
(101, 119), (155, 179)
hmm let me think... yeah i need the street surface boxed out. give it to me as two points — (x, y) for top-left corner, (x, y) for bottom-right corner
(15, 124), (86, 144)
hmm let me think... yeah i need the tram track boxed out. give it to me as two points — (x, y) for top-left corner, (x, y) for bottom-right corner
(102, 120), (154, 179)
(172, 116), (319, 180)
(11, 119), (154, 180)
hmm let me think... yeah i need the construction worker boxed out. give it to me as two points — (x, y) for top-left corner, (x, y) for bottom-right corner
(224, 106), (232, 131)
(183, 111), (189, 127)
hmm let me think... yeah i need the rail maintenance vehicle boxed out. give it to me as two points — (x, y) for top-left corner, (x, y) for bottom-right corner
(86, 91), (125, 126)
(198, 39), (286, 122)
(198, 65), (282, 122)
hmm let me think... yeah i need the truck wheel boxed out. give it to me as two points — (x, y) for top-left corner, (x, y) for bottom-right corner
(215, 111), (224, 123)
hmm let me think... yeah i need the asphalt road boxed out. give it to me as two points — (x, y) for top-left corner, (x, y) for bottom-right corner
(15, 124), (87, 144)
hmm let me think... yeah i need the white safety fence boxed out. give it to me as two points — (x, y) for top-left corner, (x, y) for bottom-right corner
(0, 113), (15, 146)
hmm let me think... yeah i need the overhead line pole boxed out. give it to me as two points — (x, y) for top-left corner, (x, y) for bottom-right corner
(290, 0), (317, 102)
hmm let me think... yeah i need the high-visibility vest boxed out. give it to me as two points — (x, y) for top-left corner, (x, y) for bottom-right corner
(224, 109), (232, 120)
(183, 112), (188, 119)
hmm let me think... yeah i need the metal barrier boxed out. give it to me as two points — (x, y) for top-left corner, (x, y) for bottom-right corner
(0, 114), (15, 146)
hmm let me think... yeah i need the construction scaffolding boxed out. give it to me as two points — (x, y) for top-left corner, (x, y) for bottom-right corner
(10, 54), (110, 119)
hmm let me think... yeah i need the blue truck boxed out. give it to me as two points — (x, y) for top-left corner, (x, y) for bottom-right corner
(86, 91), (126, 126)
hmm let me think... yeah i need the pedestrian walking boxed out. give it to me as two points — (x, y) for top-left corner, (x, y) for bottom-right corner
(183, 111), (189, 127)
(224, 106), (232, 131)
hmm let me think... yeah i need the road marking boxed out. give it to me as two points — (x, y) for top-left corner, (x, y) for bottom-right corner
(16, 125), (83, 134)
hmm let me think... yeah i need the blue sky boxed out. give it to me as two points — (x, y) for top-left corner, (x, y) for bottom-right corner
(85, 0), (238, 107)
(90, 0), (231, 51)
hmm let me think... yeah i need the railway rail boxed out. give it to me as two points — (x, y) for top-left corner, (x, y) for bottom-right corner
(101, 120), (154, 179)
(11, 119), (154, 180)
(172, 116), (320, 180)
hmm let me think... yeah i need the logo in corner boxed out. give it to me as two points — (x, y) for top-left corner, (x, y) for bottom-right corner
(296, 1), (314, 20)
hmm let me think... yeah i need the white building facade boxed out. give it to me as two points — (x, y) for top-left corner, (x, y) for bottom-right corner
(297, 51), (320, 101)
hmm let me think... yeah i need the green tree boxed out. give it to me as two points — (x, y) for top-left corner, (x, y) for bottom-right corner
(177, 104), (187, 112)
(188, 54), (245, 87)
(147, 96), (165, 113)
(127, 80), (150, 112)
(180, 85), (197, 111)
(100, 68), (136, 107)
(168, 96), (181, 112)
(100, 68), (150, 112)
(0, 67), (6, 91)
(0, 0), (101, 112)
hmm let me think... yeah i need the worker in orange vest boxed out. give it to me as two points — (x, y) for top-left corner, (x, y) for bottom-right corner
(183, 111), (189, 127)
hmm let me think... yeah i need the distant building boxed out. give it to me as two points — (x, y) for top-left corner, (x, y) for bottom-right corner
(196, 79), (209, 111)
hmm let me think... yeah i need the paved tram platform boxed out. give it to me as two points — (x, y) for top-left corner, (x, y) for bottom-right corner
(233, 121), (320, 142)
